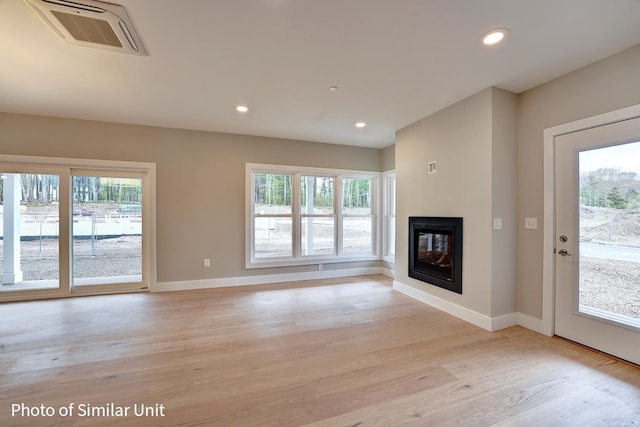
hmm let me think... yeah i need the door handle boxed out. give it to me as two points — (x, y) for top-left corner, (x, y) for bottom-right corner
(558, 249), (572, 256)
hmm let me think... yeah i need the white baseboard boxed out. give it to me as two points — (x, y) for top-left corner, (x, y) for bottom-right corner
(378, 266), (394, 278)
(393, 280), (495, 331)
(152, 266), (394, 292)
(517, 312), (547, 335)
(491, 313), (519, 331)
(393, 280), (520, 332)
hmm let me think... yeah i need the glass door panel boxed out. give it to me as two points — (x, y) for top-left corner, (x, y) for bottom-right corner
(72, 174), (142, 287)
(0, 172), (61, 293)
(578, 142), (640, 327)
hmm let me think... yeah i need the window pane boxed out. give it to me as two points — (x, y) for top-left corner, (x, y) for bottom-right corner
(254, 173), (293, 213)
(0, 173), (60, 292)
(302, 217), (335, 256)
(388, 176), (396, 215)
(388, 216), (396, 256)
(578, 142), (640, 323)
(343, 178), (372, 215)
(384, 174), (396, 259)
(72, 176), (142, 285)
(301, 176), (334, 214)
(254, 217), (292, 258)
(343, 217), (373, 254)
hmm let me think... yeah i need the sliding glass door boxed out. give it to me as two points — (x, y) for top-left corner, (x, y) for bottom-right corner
(0, 157), (154, 302)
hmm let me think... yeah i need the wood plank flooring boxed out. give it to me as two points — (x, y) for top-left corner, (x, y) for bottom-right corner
(1, 275), (639, 426)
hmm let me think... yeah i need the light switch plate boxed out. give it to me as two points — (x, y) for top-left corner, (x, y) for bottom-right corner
(493, 218), (502, 230)
(525, 217), (538, 229)
(428, 161), (437, 174)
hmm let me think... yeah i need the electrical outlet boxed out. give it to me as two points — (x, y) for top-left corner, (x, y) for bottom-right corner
(203, 258), (211, 267)
(524, 217), (538, 230)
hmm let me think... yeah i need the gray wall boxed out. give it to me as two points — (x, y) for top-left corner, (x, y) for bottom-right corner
(0, 113), (383, 284)
(491, 88), (519, 317)
(517, 44), (640, 318)
(381, 144), (395, 171)
(395, 87), (518, 318)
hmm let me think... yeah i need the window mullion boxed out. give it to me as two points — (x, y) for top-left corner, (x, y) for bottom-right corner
(336, 176), (343, 256)
(292, 173), (301, 259)
(250, 172), (257, 264)
(372, 176), (378, 256)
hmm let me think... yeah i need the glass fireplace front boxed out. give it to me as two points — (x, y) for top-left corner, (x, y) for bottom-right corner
(409, 217), (462, 294)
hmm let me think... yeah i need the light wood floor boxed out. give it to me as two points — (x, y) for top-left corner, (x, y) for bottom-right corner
(1, 275), (639, 426)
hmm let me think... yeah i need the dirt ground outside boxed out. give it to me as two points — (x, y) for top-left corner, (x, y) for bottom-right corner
(581, 206), (640, 246)
(579, 207), (640, 320)
(0, 236), (141, 284)
(580, 257), (639, 319)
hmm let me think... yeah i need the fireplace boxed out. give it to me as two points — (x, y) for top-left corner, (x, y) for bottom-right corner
(408, 217), (463, 294)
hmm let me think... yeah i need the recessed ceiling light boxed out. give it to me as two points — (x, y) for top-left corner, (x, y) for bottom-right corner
(482, 28), (509, 45)
(236, 105), (249, 113)
(355, 122), (366, 128)
(329, 85), (338, 92)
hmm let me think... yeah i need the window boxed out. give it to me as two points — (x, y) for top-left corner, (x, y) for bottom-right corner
(253, 172), (293, 259)
(342, 177), (375, 255)
(72, 172), (144, 287)
(247, 164), (379, 268)
(0, 170), (61, 292)
(301, 175), (335, 256)
(383, 171), (396, 261)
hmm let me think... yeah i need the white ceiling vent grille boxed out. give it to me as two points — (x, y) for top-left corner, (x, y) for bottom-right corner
(25, 0), (148, 56)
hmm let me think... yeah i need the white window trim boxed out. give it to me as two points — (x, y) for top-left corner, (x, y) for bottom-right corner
(382, 170), (396, 263)
(246, 163), (380, 268)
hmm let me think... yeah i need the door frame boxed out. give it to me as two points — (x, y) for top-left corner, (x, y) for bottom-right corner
(542, 103), (640, 336)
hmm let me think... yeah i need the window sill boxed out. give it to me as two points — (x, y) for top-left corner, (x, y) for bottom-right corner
(247, 254), (380, 269)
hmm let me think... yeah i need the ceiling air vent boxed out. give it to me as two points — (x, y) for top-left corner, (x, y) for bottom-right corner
(25, 0), (148, 56)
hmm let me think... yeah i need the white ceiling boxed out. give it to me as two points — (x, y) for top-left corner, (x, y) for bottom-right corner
(2, 1), (640, 149)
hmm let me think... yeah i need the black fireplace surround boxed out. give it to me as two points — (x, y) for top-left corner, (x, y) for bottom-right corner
(408, 217), (463, 294)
